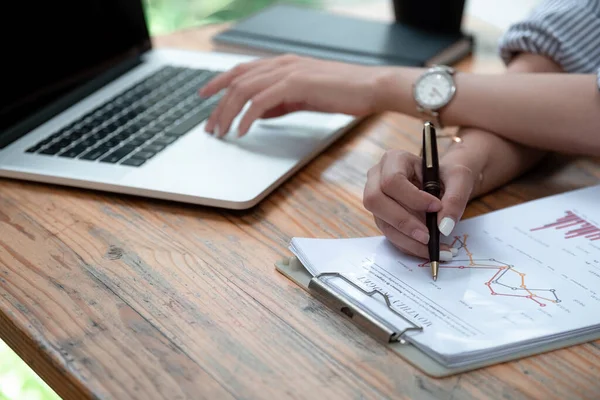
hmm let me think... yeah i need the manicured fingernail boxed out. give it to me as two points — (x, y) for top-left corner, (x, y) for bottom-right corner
(440, 250), (453, 261)
(439, 217), (455, 236)
(412, 229), (430, 245)
(451, 247), (458, 256)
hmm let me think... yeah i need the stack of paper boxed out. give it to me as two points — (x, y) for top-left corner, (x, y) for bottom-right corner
(289, 185), (600, 368)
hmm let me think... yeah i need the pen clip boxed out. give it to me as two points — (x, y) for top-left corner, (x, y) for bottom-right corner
(424, 122), (434, 168)
(418, 129), (462, 158)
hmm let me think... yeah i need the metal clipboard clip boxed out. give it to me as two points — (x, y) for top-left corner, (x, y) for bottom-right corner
(308, 272), (423, 344)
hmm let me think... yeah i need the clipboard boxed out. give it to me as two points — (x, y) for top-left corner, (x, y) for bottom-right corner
(275, 256), (600, 378)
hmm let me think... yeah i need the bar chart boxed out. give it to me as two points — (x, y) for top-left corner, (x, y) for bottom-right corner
(530, 211), (600, 241)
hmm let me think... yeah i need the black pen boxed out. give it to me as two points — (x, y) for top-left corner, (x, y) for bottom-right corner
(422, 122), (441, 281)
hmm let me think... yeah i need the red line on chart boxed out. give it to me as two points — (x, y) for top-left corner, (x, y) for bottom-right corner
(530, 210), (600, 241)
(418, 234), (561, 307)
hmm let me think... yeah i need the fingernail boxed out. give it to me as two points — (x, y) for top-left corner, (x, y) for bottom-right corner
(440, 250), (453, 262)
(214, 124), (220, 137)
(427, 201), (442, 213)
(451, 247), (458, 256)
(412, 229), (430, 245)
(439, 217), (455, 237)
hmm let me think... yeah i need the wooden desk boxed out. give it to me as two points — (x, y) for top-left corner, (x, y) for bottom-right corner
(2, 8), (600, 400)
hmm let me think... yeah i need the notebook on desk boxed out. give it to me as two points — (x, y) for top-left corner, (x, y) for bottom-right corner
(213, 4), (474, 66)
(276, 185), (600, 377)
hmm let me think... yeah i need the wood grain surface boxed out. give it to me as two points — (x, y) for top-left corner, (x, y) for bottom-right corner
(1, 5), (600, 400)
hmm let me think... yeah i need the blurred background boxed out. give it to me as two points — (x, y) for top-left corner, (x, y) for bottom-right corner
(0, 0), (540, 399)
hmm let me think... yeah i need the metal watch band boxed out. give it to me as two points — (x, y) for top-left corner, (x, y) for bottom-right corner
(417, 65), (456, 129)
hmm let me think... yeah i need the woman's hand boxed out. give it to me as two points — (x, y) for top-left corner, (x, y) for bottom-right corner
(199, 54), (391, 137)
(363, 149), (478, 260)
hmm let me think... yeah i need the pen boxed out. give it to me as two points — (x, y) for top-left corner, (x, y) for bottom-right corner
(422, 122), (441, 281)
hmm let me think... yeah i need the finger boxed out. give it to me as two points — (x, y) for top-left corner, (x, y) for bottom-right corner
(260, 102), (307, 119)
(206, 62), (303, 133)
(363, 165), (431, 245)
(260, 106), (291, 119)
(375, 217), (422, 258)
(200, 54), (302, 97)
(403, 207), (456, 254)
(205, 68), (282, 135)
(216, 71), (285, 137)
(237, 80), (295, 137)
(438, 164), (475, 237)
(199, 59), (265, 97)
(379, 152), (442, 213)
(376, 218), (453, 261)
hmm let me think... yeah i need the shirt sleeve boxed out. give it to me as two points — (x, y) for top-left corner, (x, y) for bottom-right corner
(498, 0), (600, 87)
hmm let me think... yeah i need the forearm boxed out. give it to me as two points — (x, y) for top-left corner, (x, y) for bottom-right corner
(441, 128), (545, 199)
(378, 60), (600, 156)
(439, 54), (562, 198)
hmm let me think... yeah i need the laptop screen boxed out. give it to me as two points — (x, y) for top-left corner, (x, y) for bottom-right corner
(1, 0), (151, 137)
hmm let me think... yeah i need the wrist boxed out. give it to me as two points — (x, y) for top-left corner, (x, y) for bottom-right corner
(372, 67), (423, 115)
(440, 139), (487, 199)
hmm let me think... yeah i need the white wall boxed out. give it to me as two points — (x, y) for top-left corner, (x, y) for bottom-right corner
(466, 0), (542, 30)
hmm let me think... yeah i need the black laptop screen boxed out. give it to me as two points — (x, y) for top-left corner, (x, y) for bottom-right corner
(1, 0), (151, 136)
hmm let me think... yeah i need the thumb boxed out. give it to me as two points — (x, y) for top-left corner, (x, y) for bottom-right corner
(438, 165), (475, 237)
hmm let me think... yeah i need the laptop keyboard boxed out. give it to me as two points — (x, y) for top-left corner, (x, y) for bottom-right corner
(25, 66), (223, 167)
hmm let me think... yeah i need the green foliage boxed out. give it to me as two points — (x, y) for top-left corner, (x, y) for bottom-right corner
(0, 340), (60, 400)
(142, 0), (324, 35)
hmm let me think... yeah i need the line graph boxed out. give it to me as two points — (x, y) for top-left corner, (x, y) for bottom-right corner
(419, 234), (561, 307)
(530, 210), (600, 241)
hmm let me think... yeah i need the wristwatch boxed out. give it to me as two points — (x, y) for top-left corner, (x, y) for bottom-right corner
(413, 65), (456, 129)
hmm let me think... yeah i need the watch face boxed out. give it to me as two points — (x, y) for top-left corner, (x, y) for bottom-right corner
(414, 71), (455, 110)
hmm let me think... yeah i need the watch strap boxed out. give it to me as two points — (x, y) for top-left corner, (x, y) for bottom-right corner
(415, 65), (456, 129)
(419, 109), (443, 130)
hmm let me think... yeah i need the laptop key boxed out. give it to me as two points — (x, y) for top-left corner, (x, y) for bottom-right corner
(54, 138), (73, 149)
(59, 143), (89, 158)
(152, 136), (177, 146)
(143, 125), (164, 136)
(25, 144), (44, 153)
(81, 146), (112, 160)
(64, 131), (86, 142)
(37, 133), (61, 147)
(153, 119), (171, 131)
(167, 109), (210, 137)
(39, 145), (63, 155)
(142, 144), (165, 153)
(160, 114), (180, 125)
(99, 145), (136, 163)
(120, 157), (146, 167)
(103, 138), (122, 148)
(131, 150), (156, 160)
(128, 137), (148, 147)
(137, 131), (159, 141)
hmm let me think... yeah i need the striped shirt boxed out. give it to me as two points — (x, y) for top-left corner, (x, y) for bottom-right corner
(498, 0), (600, 88)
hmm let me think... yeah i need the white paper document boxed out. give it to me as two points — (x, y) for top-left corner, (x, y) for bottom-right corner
(289, 185), (600, 367)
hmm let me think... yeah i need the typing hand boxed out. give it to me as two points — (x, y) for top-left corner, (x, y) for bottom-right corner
(363, 150), (476, 260)
(198, 55), (389, 137)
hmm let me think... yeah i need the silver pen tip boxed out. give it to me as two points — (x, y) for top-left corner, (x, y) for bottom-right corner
(431, 261), (439, 281)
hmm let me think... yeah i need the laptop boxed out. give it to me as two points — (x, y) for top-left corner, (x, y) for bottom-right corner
(0, 0), (355, 209)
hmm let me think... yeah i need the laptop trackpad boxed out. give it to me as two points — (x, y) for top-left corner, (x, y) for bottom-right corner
(124, 114), (342, 202)
(228, 119), (333, 159)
